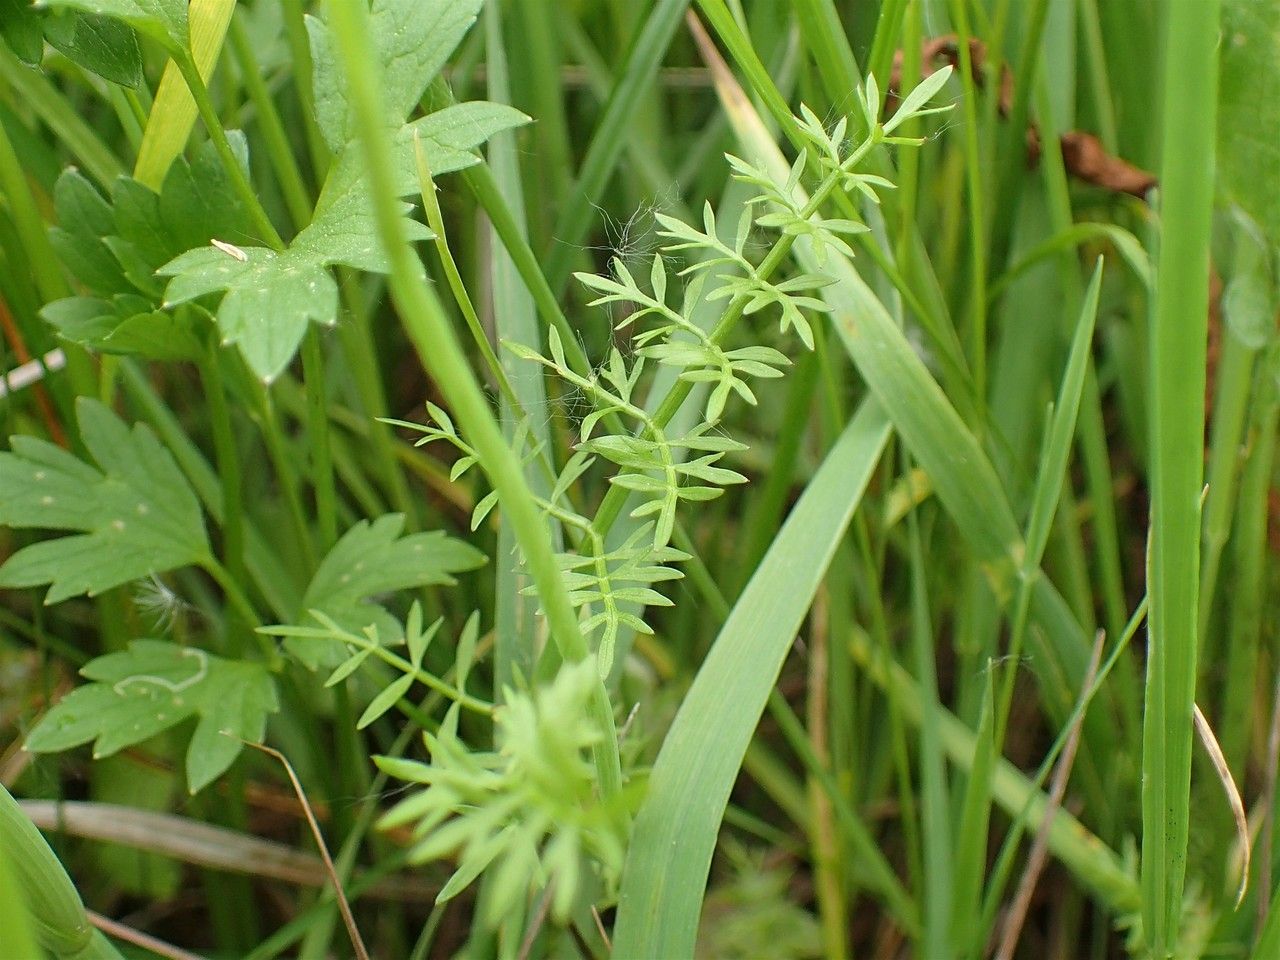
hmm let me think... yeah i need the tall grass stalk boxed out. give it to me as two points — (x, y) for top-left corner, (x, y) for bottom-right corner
(1141, 1), (1220, 954)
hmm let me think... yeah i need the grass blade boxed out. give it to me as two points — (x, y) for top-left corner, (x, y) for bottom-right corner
(482, 0), (556, 693)
(906, 505), (953, 957)
(133, 0), (236, 189)
(541, 0), (690, 295)
(0, 784), (125, 959)
(612, 399), (893, 958)
(846, 627), (1140, 916)
(1141, 1), (1220, 953)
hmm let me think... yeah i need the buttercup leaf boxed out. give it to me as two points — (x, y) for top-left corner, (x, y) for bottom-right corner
(38, 0), (186, 50)
(282, 515), (486, 669)
(25, 640), (278, 792)
(307, 0), (483, 152)
(0, 398), (210, 603)
(160, 244), (337, 383)
(44, 12), (144, 87)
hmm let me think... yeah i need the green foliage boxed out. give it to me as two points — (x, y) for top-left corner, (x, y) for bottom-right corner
(695, 843), (824, 960)
(25, 640), (277, 792)
(0, 0), (43, 62)
(152, 0), (528, 382)
(1, 0), (1271, 956)
(1, 1), (143, 85)
(41, 140), (249, 361)
(282, 514), (486, 669)
(377, 657), (633, 925)
(43, 11), (143, 86)
(575, 255), (791, 422)
(0, 398), (209, 603)
(39, 0), (186, 52)
(160, 241), (341, 381)
(307, 0), (484, 152)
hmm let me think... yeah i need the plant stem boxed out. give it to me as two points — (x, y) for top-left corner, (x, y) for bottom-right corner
(322, 0), (622, 799)
(173, 52), (285, 252)
(199, 336), (246, 631)
(301, 328), (337, 551)
(227, 12), (313, 232)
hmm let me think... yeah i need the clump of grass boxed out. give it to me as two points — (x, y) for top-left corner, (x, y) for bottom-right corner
(0, 2), (1273, 959)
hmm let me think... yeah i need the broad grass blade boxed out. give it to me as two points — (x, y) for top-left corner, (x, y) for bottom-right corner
(612, 399), (892, 958)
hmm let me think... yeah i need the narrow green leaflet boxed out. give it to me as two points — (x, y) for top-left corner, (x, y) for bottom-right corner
(307, 0), (483, 152)
(282, 514), (486, 669)
(0, 398), (210, 603)
(37, 0), (186, 51)
(24, 640), (278, 792)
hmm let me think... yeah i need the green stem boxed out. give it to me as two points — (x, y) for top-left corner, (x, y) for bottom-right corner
(173, 51), (285, 252)
(335, 277), (421, 526)
(279, 0), (331, 184)
(0, 102), (68, 304)
(946, 0), (989, 407)
(464, 164), (606, 403)
(227, 12), (314, 232)
(0, 44), (125, 188)
(301, 328), (337, 551)
(249, 381), (316, 570)
(415, 146), (521, 411)
(322, 0), (622, 799)
(1197, 329), (1256, 644)
(199, 338), (247, 634)
(200, 561), (265, 645)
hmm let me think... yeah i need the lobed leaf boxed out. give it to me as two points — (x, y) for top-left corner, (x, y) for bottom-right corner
(25, 640), (278, 793)
(160, 244), (336, 383)
(38, 0), (186, 51)
(307, 0), (483, 152)
(281, 515), (486, 669)
(44, 12), (144, 87)
(0, 398), (210, 603)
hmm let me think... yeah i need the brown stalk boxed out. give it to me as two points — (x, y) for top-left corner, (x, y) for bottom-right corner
(240, 740), (371, 960)
(86, 910), (207, 960)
